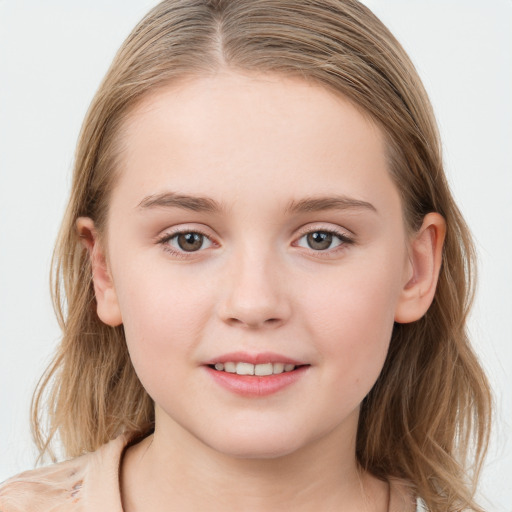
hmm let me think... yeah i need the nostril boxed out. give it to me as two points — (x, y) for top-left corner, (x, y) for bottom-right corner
(225, 317), (282, 328)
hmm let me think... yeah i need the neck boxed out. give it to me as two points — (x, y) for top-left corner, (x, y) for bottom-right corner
(120, 410), (389, 512)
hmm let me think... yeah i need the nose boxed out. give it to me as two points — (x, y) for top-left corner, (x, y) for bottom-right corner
(217, 248), (291, 329)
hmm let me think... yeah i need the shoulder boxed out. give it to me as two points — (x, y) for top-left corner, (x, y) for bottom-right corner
(0, 455), (86, 512)
(0, 434), (130, 512)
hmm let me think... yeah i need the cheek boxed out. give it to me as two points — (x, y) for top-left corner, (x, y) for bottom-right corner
(113, 273), (217, 413)
(301, 254), (404, 388)
(111, 260), (216, 372)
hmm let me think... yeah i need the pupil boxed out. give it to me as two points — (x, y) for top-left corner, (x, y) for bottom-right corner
(307, 231), (332, 250)
(177, 233), (203, 252)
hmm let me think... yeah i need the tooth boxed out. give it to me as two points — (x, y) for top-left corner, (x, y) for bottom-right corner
(214, 363), (224, 371)
(284, 364), (295, 372)
(224, 362), (236, 373)
(272, 363), (284, 374)
(255, 363), (273, 376)
(236, 362), (255, 375)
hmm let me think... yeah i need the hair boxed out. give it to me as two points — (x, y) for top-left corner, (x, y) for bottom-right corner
(31, 1), (492, 510)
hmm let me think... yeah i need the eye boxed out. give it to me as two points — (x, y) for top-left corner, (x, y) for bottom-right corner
(296, 229), (352, 251)
(160, 231), (213, 253)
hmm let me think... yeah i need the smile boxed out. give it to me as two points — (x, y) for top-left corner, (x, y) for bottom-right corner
(210, 362), (297, 376)
(203, 353), (310, 397)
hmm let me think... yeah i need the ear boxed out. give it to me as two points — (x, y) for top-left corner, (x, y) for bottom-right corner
(394, 212), (446, 323)
(76, 217), (123, 327)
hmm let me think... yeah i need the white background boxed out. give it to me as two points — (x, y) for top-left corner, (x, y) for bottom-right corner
(0, 1), (510, 510)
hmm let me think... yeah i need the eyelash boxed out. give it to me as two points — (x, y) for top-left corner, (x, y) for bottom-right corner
(156, 227), (354, 259)
(156, 228), (215, 259)
(294, 227), (354, 256)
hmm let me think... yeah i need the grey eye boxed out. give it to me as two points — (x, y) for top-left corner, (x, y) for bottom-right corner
(169, 232), (212, 252)
(307, 232), (332, 250)
(297, 231), (345, 251)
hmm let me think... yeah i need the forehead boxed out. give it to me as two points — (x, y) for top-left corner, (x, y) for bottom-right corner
(112, 71), (399, 216)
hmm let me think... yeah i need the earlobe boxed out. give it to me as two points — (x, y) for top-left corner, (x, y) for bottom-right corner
(76, 217), (123, 327)
(394, 212), (446, 324)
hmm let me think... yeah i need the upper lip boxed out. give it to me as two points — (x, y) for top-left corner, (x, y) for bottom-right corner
(203, 351), (307, 366)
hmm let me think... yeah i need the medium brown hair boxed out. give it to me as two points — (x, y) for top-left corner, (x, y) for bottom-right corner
(32, 1), (492, 509)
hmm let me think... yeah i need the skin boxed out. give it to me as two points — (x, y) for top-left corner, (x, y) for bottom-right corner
(79, 70), (445, 511)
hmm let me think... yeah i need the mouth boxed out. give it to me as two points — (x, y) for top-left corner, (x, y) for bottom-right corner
(203, 353), (310, 396)
(208, 361), (305, 376)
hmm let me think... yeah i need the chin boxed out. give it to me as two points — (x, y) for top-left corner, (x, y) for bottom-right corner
(213, 441), (303, 460)
(199, 425), (312, 460)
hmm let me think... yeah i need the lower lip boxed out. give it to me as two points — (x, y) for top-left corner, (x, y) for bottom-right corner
(204, 366), (309, 397)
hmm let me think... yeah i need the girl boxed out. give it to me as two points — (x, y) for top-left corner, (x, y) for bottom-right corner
(0, 1), (492, 510)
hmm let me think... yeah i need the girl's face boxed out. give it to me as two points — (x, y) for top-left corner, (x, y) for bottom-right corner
(100, 71), (414, 458)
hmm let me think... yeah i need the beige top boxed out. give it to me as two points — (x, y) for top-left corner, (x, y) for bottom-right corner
(0, 435), (424, 511)
(0, 435), (128, 512)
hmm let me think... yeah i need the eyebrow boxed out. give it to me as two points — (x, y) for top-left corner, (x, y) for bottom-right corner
(137, 192), (223, 212)
(137, 192), (377, 215)
(285, 195), (377, 214)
